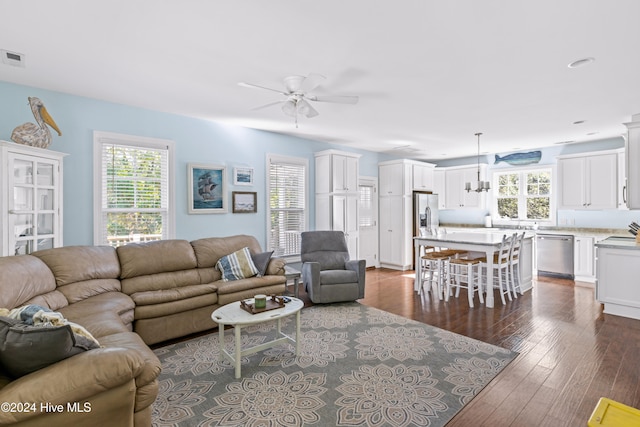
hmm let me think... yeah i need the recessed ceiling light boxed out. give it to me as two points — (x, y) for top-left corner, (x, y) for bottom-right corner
(568, 57), (595, 68)
(573, 120), (585, 125)
(554, 140), (575, 145)
(586, 132), (599, 136)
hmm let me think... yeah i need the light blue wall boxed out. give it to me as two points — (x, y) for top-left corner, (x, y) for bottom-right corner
(431, 138), (637, 229)
(0, 81), (395, 247)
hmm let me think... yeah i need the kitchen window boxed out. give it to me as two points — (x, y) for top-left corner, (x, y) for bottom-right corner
(492, 166), (554, 225)
(266, 154), (308, 259)
(93, 131), (175, 246)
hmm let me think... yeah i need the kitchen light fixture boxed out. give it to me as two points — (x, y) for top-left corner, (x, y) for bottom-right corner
(465, 132), (490, 193)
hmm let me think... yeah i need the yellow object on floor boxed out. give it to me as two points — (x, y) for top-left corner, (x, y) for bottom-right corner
(589, 397), (640, 426)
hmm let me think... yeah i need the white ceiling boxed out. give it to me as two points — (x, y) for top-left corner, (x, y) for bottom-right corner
(2, 0), (640, 160)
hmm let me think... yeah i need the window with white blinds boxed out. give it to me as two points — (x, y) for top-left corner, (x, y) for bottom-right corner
(266, 154), (308, 258)
(93, 132), (174, 247)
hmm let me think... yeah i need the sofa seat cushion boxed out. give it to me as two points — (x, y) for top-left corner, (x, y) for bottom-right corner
(319, 269), (358, 285)
(130, 283), (218, 306)
(134, 293), (218, 320)
(59, 292), (135, 338)
(215, 275), (285, 295)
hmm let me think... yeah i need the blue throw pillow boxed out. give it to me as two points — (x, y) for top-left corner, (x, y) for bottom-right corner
(216, 247), (260, 281)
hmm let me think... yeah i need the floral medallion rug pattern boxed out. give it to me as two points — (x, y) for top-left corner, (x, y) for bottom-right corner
(152, 303), (517, 427)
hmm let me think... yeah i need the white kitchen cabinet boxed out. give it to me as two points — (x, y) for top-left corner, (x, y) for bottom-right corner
(596, 242), (640, 320)
(412, 163), (435, 191)
(315, 150), (361, 259)
(379, 195), (412, 270)
(574, 236), (595, 283)
(1, 141), (66, 256)
(433, 169), (446, 209)
(557, 151), (617, 210)
(443, 165), (486, 209)
(624, 114), (640, 209)
(378, 159), (436, 270)
(379, 160), (411, 196)
(617, 149), (627, 210)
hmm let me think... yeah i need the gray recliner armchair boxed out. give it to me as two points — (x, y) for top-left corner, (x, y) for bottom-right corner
(300, 230), (366, 304)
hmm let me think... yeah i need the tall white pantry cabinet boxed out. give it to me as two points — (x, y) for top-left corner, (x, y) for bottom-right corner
(315, 150), (361, 258)
(1, 140), (66, 256)
(378, 159), (436, 270)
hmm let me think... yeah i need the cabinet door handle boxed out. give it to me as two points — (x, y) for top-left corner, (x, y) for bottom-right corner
(623, 185), (627, 203)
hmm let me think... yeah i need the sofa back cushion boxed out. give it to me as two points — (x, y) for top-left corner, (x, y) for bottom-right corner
(0, 255), (66, 310)
(32, 246), (122, 304)
(191, 235), (263, 283)
(117, 239), (202, 295)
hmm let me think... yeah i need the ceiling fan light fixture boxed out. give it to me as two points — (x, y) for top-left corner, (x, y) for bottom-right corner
(297, 99), (312, 116)
(282, 99), (297, 117)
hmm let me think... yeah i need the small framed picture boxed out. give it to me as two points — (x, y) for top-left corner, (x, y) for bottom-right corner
(233, 167), (254, 186)
(232, 191), (257, 213)
(188, 163), (227, 214)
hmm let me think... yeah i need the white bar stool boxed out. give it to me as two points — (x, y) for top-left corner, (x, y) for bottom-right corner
(447, 257), (483, 307)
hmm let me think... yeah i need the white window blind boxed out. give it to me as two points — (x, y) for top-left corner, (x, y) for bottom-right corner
(94, 132), (173, 246)
(359, 185), (375, 227)
(267, 155), (307, 257)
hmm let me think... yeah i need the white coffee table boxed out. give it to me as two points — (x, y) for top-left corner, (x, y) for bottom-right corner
(211, 297), (304, 378)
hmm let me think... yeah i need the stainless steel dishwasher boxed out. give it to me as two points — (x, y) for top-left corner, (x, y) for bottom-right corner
(536, 234), (574, 279)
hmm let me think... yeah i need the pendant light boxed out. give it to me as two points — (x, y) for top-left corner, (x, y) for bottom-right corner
(465, 132), (490, 192)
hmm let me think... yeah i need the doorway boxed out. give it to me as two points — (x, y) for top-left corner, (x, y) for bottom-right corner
(358, 176), (379, 268)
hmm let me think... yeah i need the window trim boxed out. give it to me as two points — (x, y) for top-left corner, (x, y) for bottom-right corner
(265, 153), (309, 263)
(490, 164), (556, 227)
(93, 131), (175, 245)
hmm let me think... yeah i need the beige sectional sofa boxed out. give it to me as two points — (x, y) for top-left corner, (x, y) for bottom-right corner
(0, 235), (286, 427)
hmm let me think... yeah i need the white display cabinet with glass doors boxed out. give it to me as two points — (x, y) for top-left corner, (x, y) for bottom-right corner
(0, 141), (66, 256)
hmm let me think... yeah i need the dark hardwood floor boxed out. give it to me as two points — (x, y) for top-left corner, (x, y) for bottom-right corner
(302, 268), (640, 427)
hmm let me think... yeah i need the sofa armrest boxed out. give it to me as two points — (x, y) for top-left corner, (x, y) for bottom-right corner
(0, 347), (145, 425)
(345, 259), (366, 299)
(266, 257), (286, 276)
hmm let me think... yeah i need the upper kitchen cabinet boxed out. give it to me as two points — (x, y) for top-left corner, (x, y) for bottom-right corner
(557, 150), (618, 210)
(1, 141), (67, 256)
(625, 114), (640, 209)
(412, 162), (435, 191)
(443, 164), (487, 209)
(315, 149), (360, 194)
(379, 159), (437, 196)
(433, 169), (446, 209)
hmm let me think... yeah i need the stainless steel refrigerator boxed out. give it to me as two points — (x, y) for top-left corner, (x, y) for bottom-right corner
(413, 192), (439, 237)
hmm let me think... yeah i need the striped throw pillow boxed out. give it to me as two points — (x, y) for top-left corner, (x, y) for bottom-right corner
(216, 247), (260, 281)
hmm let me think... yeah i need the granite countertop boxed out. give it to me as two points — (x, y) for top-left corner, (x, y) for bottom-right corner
(595, 236), (640, 250)
(441, 224), (630, 240)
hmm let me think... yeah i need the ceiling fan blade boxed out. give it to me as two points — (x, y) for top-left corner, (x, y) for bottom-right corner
(307, 94), (359, 104)
(251, 100), (284, 111)
(300, 73), (326, 93)
(238, 81), (287, 95)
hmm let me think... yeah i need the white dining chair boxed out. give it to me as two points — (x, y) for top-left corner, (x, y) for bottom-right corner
(478, 234), (514, 305)
(509, 232), (526, 297)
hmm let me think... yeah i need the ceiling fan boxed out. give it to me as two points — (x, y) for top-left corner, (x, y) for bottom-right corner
(238, 73), (359, 126)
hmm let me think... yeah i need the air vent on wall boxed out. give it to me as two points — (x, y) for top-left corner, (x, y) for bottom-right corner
(1, 50), (25, 67)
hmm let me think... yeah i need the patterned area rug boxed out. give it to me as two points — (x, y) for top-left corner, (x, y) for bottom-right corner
(152, 302), (517, 426)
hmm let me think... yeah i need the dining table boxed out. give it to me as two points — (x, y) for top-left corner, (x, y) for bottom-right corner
(414, 230), (530, 308)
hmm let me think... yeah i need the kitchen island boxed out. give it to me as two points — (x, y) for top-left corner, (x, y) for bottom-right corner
(595, 236), (640, 320)
(414, 231), (534, 308)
